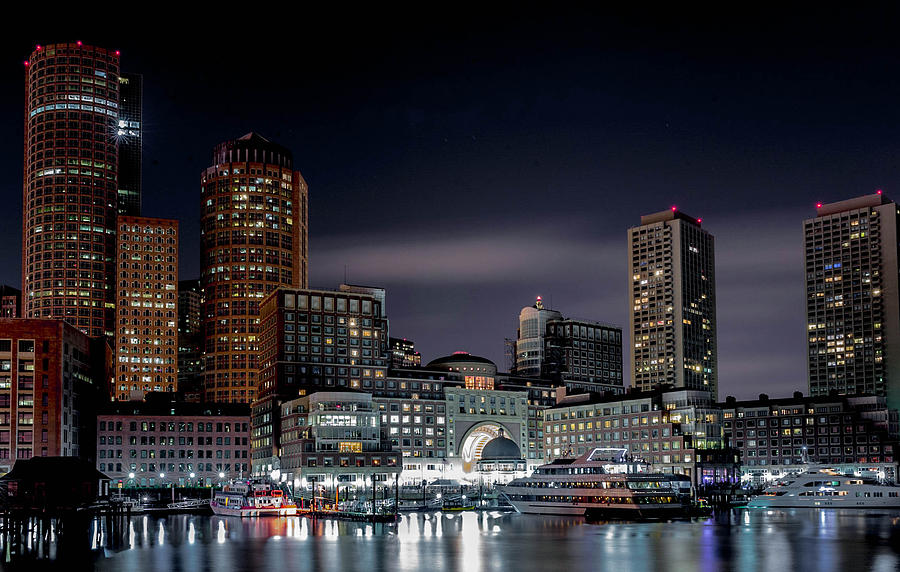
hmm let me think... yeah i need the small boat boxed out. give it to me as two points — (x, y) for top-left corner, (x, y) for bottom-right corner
(441, 497), (475, 512)
(500, 447), (693, 518)
(747, 466), (900, 509)
(211, 479), (298, 517)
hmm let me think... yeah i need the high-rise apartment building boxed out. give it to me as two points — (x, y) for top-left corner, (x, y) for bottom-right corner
(116, 73), (142, 216)
(22, 43), (121, 337)
(628, 208), (717, 397)
(804, 193), (900, 410)
(114, 216), (178, 401)
(200, 133), (308, 403)
(0, 285), (22, 318)
(389, 337), (421, 369)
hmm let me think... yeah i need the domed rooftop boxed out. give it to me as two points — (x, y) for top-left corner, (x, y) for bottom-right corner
(427, 352), (496, 368)
(480, 435), (521, 460)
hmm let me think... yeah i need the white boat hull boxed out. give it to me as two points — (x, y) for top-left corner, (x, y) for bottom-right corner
(747, 496), (900, 509)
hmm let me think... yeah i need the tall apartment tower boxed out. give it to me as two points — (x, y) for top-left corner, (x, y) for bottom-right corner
(116, 73), (142, 216)
(114, 216), (178, 400)
(177, 279), (205, 392)
(628, 208), (717, 397)
(22, 43), (121, 337)
(804, 193), (900, 410)
(200, 133), (308, 404)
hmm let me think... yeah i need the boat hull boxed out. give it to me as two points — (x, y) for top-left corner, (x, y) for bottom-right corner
(508, 500), (689, 518)
(747, 497), (900, 509)
(211, 504), (298, 517)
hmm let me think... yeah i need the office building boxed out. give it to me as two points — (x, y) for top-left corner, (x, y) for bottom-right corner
(0, 319), (109, 474)
(389, 337), (421, 370)
(22, 43), (121, 337)
(114, 216), (178, 401)
(177, 279), (204, 396)
(116, 72), (142, 216)
(804, 193), (900, 410)
(628, 208), (717, 397)
(513, 298), (623, 393)
(0, 286), (21, 318)
(515, 296), (562, 376)
(200, 133), (308, 403)
(97, 396), (249, 487)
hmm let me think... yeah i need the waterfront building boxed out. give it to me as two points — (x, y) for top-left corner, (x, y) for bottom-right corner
(22, 43), (121, 337)
(389, 337), (421, 370)
(200, 133), (308, 404)
(474, 432), (528, 486)
(721, 391), (899, 484)
(804, 193), (900, 410)
(0, 286), (21, 318)
(177, 279), (204, 397)
(116, 73), (142, 216)
(114, 216), (178, 401)
(628, 208), (718, 397)
(96, 396), (250, 487)
(0, 319), (110, 474)
(252, 285), (389, 475)
(278, 391), (401, 496)
(543, 388), (738, 485)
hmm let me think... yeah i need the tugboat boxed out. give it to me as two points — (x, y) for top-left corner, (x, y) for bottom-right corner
(211, 479), (298, 517)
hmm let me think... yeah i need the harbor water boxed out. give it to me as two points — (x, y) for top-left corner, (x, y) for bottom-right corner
(9, 509), (900, 571)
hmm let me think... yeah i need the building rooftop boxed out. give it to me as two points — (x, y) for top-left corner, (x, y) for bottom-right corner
(814, 192), (893, 217)
(638, 207), (702, 227)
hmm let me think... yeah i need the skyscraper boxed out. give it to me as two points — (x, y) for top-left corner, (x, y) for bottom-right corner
(22, 43), (121, 337)
(628, 207), (717, 397)
(114, 216), (178, 401)
(177, 279), (204, 395)
(200, 133), (308, 404)
(116, 72), (142, 216)
(804, 193), (900, 410)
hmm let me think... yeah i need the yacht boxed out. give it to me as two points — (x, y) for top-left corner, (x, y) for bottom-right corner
(211, 479), (298, 517)
(747, 466), (900, 509)
(500, 448), (692, 518)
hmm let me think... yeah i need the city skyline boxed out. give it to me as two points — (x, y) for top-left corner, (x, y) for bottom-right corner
(4, 14), (900, 399)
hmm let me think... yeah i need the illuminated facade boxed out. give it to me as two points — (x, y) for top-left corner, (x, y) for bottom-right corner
(116, 73), (142, 216)
(22, 43), (121, 337)
(389, 337), (421, 369)
(804, 193), (900, 410)
(114, 216), (178, 400)
(515, 298), (562, 376)
(0, 286), (21, 318)
(628, 208), (717, 397)
(200, 133), (308, 404)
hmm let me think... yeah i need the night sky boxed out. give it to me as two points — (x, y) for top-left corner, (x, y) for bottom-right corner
(3, 9), (900, 399)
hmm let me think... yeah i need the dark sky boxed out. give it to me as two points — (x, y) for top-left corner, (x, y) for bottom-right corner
(3, 9), (900, 399)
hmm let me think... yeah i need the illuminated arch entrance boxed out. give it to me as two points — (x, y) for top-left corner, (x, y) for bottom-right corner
(459, 423), (509, 473)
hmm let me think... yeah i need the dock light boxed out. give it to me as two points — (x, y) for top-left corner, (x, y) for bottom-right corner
(128, 472), (135, 479)
(219, 472), (225, 479)
(160, 473), (165, 478)
(436, 493), (442, 499)
(190, 472), (196, 479)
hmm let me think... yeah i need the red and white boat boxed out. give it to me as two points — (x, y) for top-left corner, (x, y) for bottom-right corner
(211, 479), (298, 517)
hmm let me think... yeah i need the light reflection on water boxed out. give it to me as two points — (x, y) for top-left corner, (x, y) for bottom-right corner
(91, 510), (900, 572)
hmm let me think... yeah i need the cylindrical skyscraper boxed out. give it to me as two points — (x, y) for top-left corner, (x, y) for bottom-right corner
(200, 133), (308, 403)
(22, 42), (121, 337)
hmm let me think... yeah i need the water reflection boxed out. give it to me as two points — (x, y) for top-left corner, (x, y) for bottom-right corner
(63, 510), (900, 571)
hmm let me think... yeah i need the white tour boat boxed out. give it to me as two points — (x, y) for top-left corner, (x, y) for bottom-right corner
(500, 447), (692, 518)
(747, 466), (900, 509)
(211, 479), (298, 517)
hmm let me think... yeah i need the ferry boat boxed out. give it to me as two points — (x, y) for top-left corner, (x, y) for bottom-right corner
(211, 479), (298, 517)
(500, 448), (692, 518)
(747, 466), (900, 509)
